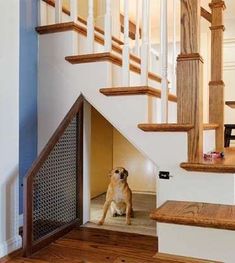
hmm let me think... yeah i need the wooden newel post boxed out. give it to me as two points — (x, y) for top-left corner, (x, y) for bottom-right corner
(209, 0), (226, 152)
(177, 0), (203, 163)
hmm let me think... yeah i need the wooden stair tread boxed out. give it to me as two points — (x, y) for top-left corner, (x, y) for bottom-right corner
(225, 101), (235, 109)
(138, 123), (219, 132)
(36, 22), (140, 64)
(203, 123), (219, 130)
(138, 124), (194, 132)
(180, 162), (235, 173)
(150, 200), (235, 231)
(180, 147), (235, 173)
(100, 86), (177, 102)
(65, 52), (163, 84)
(155, 252), (222, 263)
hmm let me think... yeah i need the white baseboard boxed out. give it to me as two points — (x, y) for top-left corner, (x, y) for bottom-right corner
(19, 214), (23, 228)
(132, 190), (156, 195)
(0, 235), (22, 258)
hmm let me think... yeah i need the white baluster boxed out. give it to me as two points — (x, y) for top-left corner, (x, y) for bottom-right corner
(70, 0), (78, 23)
(70, 0), (78, 54)
(171, 0), (176, 94)
(87, 0), (94, 52)
(122, 0), (130, 86)
(55, 0), (62, 23)
(141, 0), (150, 86)
(104, 0), (112, 52)
(134, 0), (140, 56)
(38, 0), (43, 26)
(160, 0), (168, 123)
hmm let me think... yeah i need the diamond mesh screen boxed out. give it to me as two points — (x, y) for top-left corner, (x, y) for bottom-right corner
(32, 116), (78, 241)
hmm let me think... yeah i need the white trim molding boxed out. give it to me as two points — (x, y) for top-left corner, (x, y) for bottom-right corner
(224, 37), (235, 48)
(224, 38), (235, 71)
(224, 61), (235, 71)
(0, 235), (22, 258)
(19, 214), (23, 228)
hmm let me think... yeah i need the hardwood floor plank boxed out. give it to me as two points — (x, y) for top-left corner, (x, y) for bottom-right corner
(5, 258), (49, 263)
(63, 227), (157, 252)
(32, 243), (118, 263)
(4, 227), (218, 263)
(53, 238), (156, 260)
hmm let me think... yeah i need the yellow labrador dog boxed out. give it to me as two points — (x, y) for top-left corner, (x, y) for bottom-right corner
(98, 167), (133, 225)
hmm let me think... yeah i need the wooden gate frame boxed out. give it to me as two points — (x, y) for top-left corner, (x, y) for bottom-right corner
(23, 95), (84, 256)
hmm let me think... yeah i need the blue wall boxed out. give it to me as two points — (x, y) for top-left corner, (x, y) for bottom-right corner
(19, 0), (38, 214)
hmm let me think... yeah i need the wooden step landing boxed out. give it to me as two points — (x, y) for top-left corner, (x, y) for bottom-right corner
(150, 200), (235, 231)
(138, 123), (194, 132)
(180, 162), (235, 173)
(155, 252), (222, 263)
(65, 52), (163, 83)
(100, 86), (177, 102)
(181, 147), (235, 173)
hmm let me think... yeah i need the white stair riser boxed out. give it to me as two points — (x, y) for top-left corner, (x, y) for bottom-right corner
(158, 223), (235, 263)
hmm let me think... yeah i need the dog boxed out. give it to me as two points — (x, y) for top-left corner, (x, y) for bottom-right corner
(98, 167), (133, 225)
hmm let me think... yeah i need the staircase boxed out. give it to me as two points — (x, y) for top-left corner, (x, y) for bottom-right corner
(31, 0), (235, 262)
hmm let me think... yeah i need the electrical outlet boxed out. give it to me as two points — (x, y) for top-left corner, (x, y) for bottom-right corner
(159, 171), (170, 180)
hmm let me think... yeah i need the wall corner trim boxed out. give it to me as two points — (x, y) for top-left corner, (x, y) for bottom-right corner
(0, 235), (22, 258)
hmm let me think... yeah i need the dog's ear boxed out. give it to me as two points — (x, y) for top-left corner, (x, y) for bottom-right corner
(108, 169), (114, 177)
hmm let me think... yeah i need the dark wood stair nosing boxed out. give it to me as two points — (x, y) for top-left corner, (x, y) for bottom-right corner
(65, 52), (163, 84)
(138, 123), (194, 132)
(36, 22), (141, 64)
(99, 86), (177, 102)
(138, 123), (220, 132)
(180, 162), (235, 173)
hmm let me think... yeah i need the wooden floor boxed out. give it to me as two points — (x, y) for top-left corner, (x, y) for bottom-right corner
(4, 226), (221, 263)
(87, 193), (156, 236)
(6, 227), (159, 263)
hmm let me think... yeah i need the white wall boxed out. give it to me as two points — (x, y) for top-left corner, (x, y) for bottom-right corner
(224, 37), (235, 138)
(223, 16), (235, 145)
(0, 0), (22, 257)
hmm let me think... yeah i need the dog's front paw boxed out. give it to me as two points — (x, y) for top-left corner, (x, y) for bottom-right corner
(126, 219), (131, 225)
(98, 220), (104, 225)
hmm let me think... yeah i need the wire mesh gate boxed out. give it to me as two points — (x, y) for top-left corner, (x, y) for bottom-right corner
(23, 96), (83, 256)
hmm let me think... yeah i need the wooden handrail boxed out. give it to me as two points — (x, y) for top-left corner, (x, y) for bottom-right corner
(120, 14), (141, 40)
(23, 95), (84, 256)
(200, 7), (212, 23)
